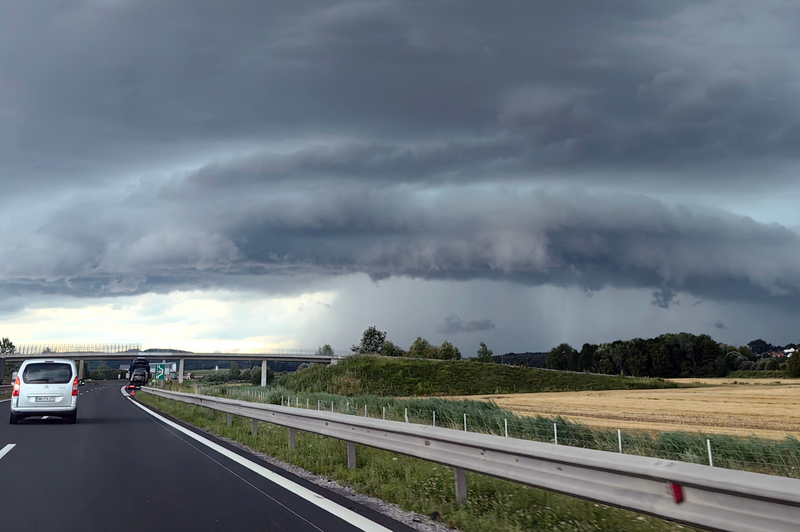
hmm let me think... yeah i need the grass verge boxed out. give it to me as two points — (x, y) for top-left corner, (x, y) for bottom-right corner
(177, 382), (800, 478)
(138, 391), (696, 532)
(277, 356), (677, 396)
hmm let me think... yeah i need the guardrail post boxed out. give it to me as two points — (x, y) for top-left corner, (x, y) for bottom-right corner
(289, 428), (297, 449)
(252, 419), (258, 436)
(261, 359), (267, 387)
(178, 359), (185, 384)
(454, 467), (467, 504)
(227, 413), (233, 427)
(347, 441), (356, 468)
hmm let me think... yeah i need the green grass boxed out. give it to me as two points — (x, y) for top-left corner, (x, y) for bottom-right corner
(277, 355), (677, 396)
(174, 382), (800, 479)
(138, 392), (697, 532)
(0, 391), (10, 401)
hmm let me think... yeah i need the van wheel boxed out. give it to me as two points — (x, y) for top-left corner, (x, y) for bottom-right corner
(9, 412), (19, 424)
(65, 412), (77, 424)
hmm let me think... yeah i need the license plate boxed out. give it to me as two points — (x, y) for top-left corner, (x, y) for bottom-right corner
(36, 396), (56, 402)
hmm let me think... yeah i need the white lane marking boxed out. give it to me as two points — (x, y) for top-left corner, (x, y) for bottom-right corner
(123, 388), (394, 532)
(0, 444), (16, 460)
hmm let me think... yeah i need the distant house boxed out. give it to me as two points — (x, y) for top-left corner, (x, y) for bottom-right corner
(785, 348), (796, 358)
(772, 351), (786, 358)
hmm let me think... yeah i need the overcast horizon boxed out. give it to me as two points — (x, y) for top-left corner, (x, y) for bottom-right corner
(2, 1), (800, 355)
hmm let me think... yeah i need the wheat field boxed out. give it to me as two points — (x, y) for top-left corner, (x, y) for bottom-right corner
(453, 380), (800, 439)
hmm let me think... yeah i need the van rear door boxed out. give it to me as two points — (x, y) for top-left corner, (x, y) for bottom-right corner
(18, 362), (74, 409)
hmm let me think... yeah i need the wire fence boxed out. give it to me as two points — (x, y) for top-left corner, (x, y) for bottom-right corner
(180, 383), (800, 479)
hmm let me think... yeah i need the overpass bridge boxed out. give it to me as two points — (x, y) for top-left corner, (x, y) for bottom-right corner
(0, 344), (348, 386)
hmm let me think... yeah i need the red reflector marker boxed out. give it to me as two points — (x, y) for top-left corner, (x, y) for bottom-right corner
(670, 482), (684, 504)
(131, 391), (135, 396)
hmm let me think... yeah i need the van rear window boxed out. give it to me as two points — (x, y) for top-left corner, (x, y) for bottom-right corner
(23, 363), (73, 384)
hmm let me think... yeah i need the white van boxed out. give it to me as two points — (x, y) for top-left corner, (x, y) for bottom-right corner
(9, 359), (79, 424)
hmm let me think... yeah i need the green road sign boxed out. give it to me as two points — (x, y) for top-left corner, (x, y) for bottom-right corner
(154, 364), (167, 380)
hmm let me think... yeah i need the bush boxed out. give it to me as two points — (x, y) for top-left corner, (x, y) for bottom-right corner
(249, 366), (275, 386)
(787, 355), (800, 378)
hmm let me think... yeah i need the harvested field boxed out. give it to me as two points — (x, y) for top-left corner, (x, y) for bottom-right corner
(453, 383), (800, 440)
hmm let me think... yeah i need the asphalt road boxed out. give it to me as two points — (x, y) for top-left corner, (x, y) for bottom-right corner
(0, 383), (416, 532)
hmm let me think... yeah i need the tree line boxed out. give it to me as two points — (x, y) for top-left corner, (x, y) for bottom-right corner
(544, 333), (800, 378)
(343, 325), (494, 362)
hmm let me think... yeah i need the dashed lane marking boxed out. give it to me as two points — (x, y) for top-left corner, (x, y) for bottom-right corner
(0, 444), (16, 460)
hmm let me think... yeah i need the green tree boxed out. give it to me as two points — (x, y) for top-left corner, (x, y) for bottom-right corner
(545, 343), (576, 371)
(423, 344), (441, 359)
(249, 366), (274, 385)
(316, 344), (334, 356)
(787, 354), (800, 378)
(408, 337), (430, 358)
(351, 325), (387, 355)
(476, 342), (494, 363)
(439, 341), (460, 360)
(381, 341), (405, 357)
(0, 337), (14, 354)
(229, 361), (240, 380)
(577, 343), (598, 372)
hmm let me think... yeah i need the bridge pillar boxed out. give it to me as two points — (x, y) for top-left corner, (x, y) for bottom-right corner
(78, 359), (85, 380)
(261, 359), (267, 387)
(0, 358), (5, 381)
(178, 359), (185, 384)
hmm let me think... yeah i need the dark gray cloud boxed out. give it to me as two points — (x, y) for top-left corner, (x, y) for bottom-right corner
(437, 315), (496, 334)
(2, 0), (800, 195)
(3, 184), (800, 314)
(714, 321), (727, 330)
(1, 0), (800, 335)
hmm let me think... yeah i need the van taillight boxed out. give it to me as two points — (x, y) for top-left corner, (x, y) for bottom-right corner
(12, 377), (20, 397)
(72, 377), (79, 396)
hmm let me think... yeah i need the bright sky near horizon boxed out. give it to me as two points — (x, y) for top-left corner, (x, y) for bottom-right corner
(2, 1), (800, 354)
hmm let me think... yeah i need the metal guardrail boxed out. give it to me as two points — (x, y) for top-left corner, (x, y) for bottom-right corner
(140, 387), (800, 532)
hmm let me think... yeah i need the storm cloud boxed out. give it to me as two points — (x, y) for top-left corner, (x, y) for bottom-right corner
(2, 0), (800, 347)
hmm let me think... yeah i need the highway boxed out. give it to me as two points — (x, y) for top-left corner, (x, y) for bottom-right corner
(0, 383), (415, 532)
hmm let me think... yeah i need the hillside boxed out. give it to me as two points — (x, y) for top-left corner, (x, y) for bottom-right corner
(492, 352), (548, 367)
(278, 356), (677, 396)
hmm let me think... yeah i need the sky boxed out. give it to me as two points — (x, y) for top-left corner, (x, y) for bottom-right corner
(1, 0), (800, 354)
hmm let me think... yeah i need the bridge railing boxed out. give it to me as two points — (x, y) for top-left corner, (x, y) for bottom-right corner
(14, 344), (142, 355)
(139, 387), (800, 532)
(10, 344), (348, 357)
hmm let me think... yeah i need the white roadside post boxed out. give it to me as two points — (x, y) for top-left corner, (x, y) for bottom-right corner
(708, 439), (714, 467)
(382, 406), (386, 420)
(618, 429), (623, 453)
(554, 423), (558, 445)
(464, 413), (467, 432)
(178, 358), (185, 384)
(505, 418), (508, 437)
(261, 359), (267, 387)
(404, 408), (409, 423)
(433, 411), (436, 427)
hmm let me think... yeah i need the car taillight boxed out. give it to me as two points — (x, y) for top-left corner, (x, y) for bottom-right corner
(72, 377), (79, 396)
(12, 377), (20, 397)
